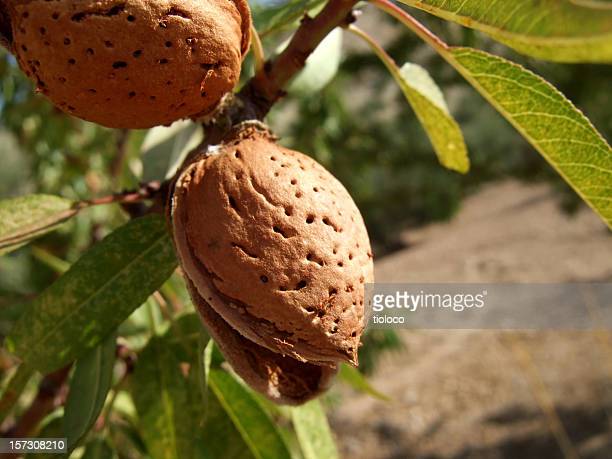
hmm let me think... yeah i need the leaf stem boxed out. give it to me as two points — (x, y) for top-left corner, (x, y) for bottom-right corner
(78, 181), (163, 209)
(368, 0), (449, 52)
(30, 247), (70, 274)
(346, 25), (400, 77)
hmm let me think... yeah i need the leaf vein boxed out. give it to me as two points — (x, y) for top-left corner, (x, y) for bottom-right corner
(20, 231), (166, 364)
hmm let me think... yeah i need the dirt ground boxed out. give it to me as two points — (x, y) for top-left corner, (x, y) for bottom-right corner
(330, 181), (612, 459)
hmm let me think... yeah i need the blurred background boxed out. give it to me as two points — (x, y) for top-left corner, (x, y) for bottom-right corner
(1, 2), (611, 458)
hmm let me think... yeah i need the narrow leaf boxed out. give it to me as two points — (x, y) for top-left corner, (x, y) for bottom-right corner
(398, 0), (612, 62)
(202, 338), (214, 389)
(107, 421), (148, 457)
(0, 364), (34, 425)
(141, 121), (203, 182)
(196, 336), (216, 416)
(131, 336), (193, 459)
(209, 369), (292, 459)
(165, 312), (205, 363)
(445, 47), (612, 227)
(0, 194), (77, 255)
(350, 26), (469, 173)
(397, 62), (469, 172)
(0, 300), (23, 337)
(6, 215), (177, 373)
(252, 0), (324, 36)
(201, 386), (256, 459)
(291, 400), (338, 459)
(81, 437), (116, 459)
(177, 335), (253, 459)
(64, 333), (116, 451)
(289, 28), (343, 96)
(338, 364), (390, 401)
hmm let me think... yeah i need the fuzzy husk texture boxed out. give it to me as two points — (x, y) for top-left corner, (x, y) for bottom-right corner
(8, 0), (251, 128)
(170, 126), (374, 404)
(186, 276), (339, 405)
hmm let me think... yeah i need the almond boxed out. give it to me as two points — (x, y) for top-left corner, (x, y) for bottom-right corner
(170, 126), (374, 379)
(8, 0), (250, 128)
(186, 276), (338, 404)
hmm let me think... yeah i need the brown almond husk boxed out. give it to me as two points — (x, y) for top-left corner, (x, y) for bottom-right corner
(170, 126), (374, 371)
(185, 277), (338, 405)
(8, 0), (251, 128)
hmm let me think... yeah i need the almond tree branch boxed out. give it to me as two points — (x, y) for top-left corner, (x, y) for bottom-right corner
(78, 181), (163, 208)
(238, 0), (359, 119)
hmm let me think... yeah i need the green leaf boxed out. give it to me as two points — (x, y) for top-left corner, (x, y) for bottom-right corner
(0, 194), (77, 255)
(6, 215), (177, 373)
(106, 420), (148, 458)
(196, 336), (215, 417)
(289, 28), (343, 96)
(165, 312), (205, 363)
(131, 336), (193, 459)
(141, 121), (203, 182)
(201, 385), (256, 459)
(397, 62), (469, 172)
(118, 297), (164, 351)
(0, 300), (23, 336)
(64, 333), (116, 451)
(81, 437), (117, 459)
(445, 47), (612, 227)
(350, 26), (469, 173)
(252, 0), (325, 36)
(338, 364), (390, 401)
(291, 400), (338, 459)
(398, 0), (612, 62)
(176, 341), (251, 459)
(209, 369), (292, 459)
